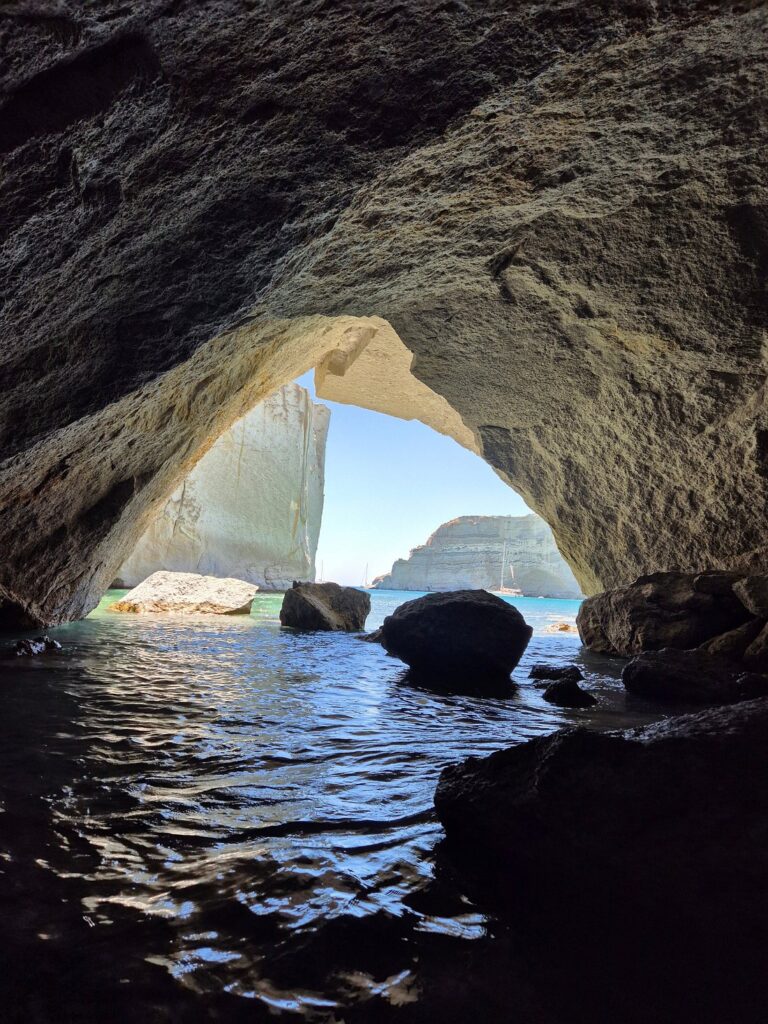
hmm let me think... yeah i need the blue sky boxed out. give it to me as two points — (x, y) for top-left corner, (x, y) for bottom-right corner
(295, 373), (532, 585)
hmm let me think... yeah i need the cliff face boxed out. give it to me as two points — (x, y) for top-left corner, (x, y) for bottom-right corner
(374, 516), (583, 599)
(1, 2), (767, 625)
(116, 384), (329, 591)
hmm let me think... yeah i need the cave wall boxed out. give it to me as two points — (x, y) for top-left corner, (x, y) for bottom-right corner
(1, 1), (767, 624)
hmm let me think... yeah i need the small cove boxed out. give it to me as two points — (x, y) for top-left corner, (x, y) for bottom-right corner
(0, 590), (669, 1021)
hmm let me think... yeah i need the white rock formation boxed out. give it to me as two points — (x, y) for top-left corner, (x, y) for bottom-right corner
(373, 515), (583, 599)
(116, 384), (330, 591)
(110, 571), (257, 615)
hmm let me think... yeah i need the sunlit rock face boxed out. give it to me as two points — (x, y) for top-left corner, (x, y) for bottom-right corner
(1, 2), (767, 624)
(116, 384), (328, 591)
(373, 516), (582, 599)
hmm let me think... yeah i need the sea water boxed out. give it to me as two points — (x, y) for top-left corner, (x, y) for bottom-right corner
(0, 589), (665, 1021)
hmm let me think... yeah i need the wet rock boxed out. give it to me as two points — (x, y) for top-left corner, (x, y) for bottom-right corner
(14, 635), (61, 656)
(733, 576), (768, 618)
(542, 677), (597, 708)
(577, 572), (750, 656)
(529, 663), (584, 681)
(380, 590), (532, 690)
(279, 581), (370, 632)
(434, 698), (768, 987)
(697, 617), (766, 660)
(357, 628), (383, 643)
(110, 571), (257, 615)
(622, 648), (768, 705)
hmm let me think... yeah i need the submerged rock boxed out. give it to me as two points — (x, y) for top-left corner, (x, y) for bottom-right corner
(542, 677), (597, 708)
(529, 663), (584, 682)
(110, 571), (257, 615)
(14, 635), (61, 656)
(380, 590), (532, 691)
(279, 581), (370, 632)
(622, 648), (768, 705)
(577, 571), (750, 656)
(434, 698), (768, 996)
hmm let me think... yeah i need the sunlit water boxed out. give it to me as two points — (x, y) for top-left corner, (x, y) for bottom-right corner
(0, 590), (669, 1022)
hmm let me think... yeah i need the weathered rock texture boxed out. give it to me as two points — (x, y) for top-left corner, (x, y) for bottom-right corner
(279, 581), (370, 632)
(373, 514), (582, 598)
(116, 383), (328, 591)
(577, 571), (751, 656)
(1, 3), (767, 625)
(434, 699), (768, 1021)
(110, 570), (256, 614)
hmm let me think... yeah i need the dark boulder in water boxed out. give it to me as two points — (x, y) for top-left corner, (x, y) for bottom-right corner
(542, 676), (597, 708)
(14, 635), (61, 656)
(279, 581), (370, 632)
(577, 571), (751, 656)
(529, 663), (584, 681)
(434, 699), (768, 1018)
(622, 648), (768, 706)
(380, 589), (532, 692)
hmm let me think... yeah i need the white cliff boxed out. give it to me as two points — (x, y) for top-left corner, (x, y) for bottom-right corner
(116, 384), (330, 591)
(373, 515), (583, 599)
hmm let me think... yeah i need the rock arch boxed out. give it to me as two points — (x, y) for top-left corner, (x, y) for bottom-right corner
(1, 2), (767, 625)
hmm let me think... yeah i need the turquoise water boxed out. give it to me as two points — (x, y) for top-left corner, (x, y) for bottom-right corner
(0, 588), (662, 1021)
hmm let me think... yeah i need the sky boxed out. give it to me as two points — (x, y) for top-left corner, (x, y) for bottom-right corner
(295, 372), (532, 585)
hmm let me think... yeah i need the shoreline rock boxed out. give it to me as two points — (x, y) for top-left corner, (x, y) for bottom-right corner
(622, 648), (768, 706)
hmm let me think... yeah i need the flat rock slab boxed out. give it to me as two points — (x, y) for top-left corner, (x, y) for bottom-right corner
(279, 581), (370, 631)
(380, 589), (532, 691)
(110, 571), (257, 615)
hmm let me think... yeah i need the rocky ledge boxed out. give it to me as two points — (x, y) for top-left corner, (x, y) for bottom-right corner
(435, 698), (768, 1021)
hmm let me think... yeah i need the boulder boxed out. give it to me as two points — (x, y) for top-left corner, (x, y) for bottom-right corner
(14, 635), (61, 656)
(529, 663), (584, 682)
(110, 571), (257, 615)
(733, 576), (768, 618)
(434, 700), (768, 1018)
(379, 590), (532, 690)
(697, 618), (765, 660)
(742, 622), (768, 670)
(279, 581), (370, 632)
(576, 571), (750, 656)
(622, 648), (768, 705)
(542, 677), (597, 708)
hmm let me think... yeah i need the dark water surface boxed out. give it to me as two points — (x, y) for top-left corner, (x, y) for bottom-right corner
(0, 591), (667, 1022)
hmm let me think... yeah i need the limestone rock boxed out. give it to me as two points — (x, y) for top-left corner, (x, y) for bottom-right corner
(279, 581), (370, 632)
(372, 515), (582, 598)
(622, 649), (768, 706)
(1, 4), (768, 625)
(380, 589), (532, 691)
(577, 572), (751, 657)
(110, 571), (256, 615)
(529, 663), (584, 682)
(434, 700), (768, 1017)
(698, 618), (766, 661)
(117, 384), (329, 591)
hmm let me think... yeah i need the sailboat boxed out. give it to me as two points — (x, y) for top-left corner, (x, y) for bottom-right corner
(495, 540), (522, 596)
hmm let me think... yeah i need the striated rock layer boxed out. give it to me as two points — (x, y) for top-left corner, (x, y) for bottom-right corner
(373, 515), (582, 599)
(1, 3), (767, 624)
(116, 383), (329, 591)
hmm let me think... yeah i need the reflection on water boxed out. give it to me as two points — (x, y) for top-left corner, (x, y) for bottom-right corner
(0, 591), (666, 1021)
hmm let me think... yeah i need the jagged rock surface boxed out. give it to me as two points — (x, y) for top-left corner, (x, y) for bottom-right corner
(1, 3), (768, 625)
(623, 648), (768, 706)
(116, 383), (329, 591)
(110, 570), (256, 615)
(576, 571), (751, 657)
(372, 515), (582, 598)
